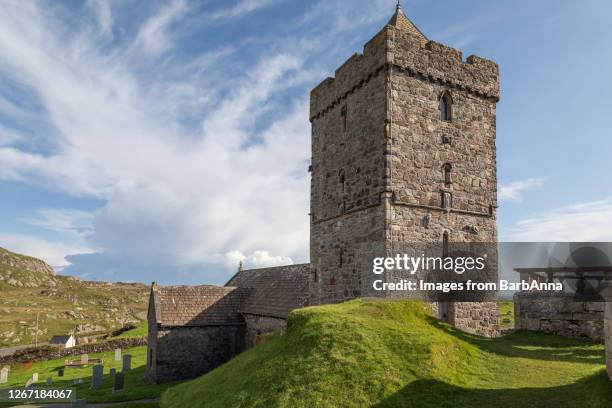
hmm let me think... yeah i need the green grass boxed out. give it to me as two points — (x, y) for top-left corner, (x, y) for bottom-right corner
(498, 300), (515, 330)
(0, 346), (177, 407)
(114, 321), (148, 339)
(161, 299), (611, 408)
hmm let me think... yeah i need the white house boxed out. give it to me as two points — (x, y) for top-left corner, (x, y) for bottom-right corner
(49, 335), (76, 348)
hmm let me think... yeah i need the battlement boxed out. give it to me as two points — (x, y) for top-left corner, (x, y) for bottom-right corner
(310, 24), (499, 122)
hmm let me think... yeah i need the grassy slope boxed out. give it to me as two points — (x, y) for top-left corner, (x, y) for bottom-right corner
(161, 300), (611, 408)
(0, 248), (149, 347)
(0, 345), (175, 407)
(499, 300), (515, 330)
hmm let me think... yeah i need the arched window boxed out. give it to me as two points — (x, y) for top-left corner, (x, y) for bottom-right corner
(440, 92), (452, 122)
(443, 163), (452, 185)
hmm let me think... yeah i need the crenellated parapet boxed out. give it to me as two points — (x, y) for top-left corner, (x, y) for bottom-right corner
(310, 25), (499, 122)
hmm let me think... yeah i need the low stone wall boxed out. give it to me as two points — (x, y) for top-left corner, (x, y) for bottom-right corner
(514, 292), (603, 342)
(452, 301), (499, 338)
(150, 325), (245, 383)
(605, 302), (612, 380)
(243, 314), (287, 348)
(0, 337), (146, 365)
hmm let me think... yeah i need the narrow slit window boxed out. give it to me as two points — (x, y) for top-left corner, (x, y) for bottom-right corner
(341, 106), (348, 133)
(440, 92), (452, 122)
(444, 163), (453, 185)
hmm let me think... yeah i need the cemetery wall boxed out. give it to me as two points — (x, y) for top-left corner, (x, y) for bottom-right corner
(514, 292), (604, 342)
(0, 337), (145, 365)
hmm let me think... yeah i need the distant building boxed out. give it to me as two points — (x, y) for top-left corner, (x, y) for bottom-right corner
(49, 335), (76, 348)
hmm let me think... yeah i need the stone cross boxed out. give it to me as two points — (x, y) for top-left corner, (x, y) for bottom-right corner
(0, 367), (8, 384)
(122, 354), (131, 372)
(114, 348), (121, 361)
(46, 377), (52, 386)
(80, 354), (89, 365)
(32, 372), (38, 383)
(91, 365), (104, 390)
(113, 372), (124, 393)
(109, 368), (116, 377)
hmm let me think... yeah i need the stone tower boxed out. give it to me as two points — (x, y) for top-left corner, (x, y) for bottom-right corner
(309, 3), (499, 336)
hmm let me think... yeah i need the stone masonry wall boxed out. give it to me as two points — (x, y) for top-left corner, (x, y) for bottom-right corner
(309, 29), (389, 305)
(514, 292), (604, 342)
(243, 314), (286, 349)
(149, 325), (245, 383)
(605, 301), (612, 379)
(309, 22), (500, 336)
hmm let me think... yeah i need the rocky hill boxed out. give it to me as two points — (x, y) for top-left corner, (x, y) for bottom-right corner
(0, 247), (149, 348)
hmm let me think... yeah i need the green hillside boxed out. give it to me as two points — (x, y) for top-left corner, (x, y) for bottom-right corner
(0, 247), (149, 347)
(161, 299), (611, 408)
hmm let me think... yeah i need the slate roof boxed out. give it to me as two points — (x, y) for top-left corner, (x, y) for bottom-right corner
(49, 335), (73, 344)
(387, 2), (427, 41)
(151, 285), (251, 327)
(225, 264), (310, 319)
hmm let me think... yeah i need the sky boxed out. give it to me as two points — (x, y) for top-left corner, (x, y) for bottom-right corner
(0, 0), (611, 285)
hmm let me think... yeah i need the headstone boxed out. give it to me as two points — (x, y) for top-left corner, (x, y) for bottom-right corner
(113, 372), (124, 393)
(58, 368), (64, 377)
(91, 364), (103, 390)
(109, 368), (116, 377)
(46, 377), (52, 386)
(0, 367), (8, 384)
(25, 379), (33, 388)
(80, 354), (89, 365)
(114, 348), (121, 361)
(32, 372), (38, 383)
(72, 399), (86, 408)
(122, 354), (131, 372)
(73, 378), (83, 385)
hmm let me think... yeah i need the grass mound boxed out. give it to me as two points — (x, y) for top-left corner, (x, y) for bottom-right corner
(160, 300), (611, 407)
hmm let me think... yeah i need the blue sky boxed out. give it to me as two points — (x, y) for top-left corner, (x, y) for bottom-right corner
(0, 0), (610, 285)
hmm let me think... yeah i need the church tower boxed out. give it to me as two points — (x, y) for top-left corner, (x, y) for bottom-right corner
(309, 3), (499, 336)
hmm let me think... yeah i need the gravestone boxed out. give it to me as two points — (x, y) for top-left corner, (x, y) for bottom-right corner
(72, 399), (86, 408)
(114, 348), (121, 361)
(109, 368), (116, 377)
(80, 354), (89, 365)
(25, 379), (33, 388)
(58, 368), (64, 377)
(73, 378), (83, 385)
(46, 377), (52, 386)
(0, 367), (8, 384)
(91, 365), (103, 390)
(113, 372), (124, 394)
(32, 372), (38, 383)
(122, 354), (131, 372)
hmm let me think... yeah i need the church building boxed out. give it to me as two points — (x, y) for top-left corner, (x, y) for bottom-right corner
(147, 3), (500, 383)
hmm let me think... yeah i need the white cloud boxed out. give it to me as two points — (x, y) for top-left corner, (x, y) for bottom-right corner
(86, 0), (113, 37)
(510, 198), (612, 242)
(0, 233), (93, 270)
(0, 1), (311, 281)
(209, 0), (279, 20)
(498, 178), (544, 201)
(131, 0), (188, 55)
(24, 209), (94, 236)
